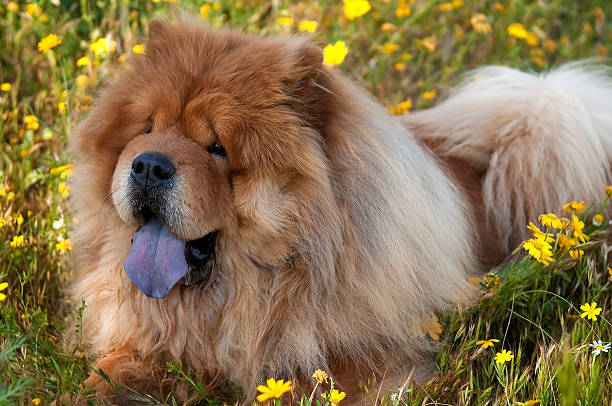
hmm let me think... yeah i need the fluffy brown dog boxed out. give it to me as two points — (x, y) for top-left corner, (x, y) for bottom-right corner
(70, 17), (612, 404)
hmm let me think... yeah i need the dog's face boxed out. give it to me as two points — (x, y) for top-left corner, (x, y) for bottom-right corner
(76, 19), (332, 299)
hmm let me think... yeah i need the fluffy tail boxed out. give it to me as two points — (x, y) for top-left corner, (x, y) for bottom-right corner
(405, 62), (612, 251)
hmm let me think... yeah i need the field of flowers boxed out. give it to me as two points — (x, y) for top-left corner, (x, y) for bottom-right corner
(0, 0), (611, 404)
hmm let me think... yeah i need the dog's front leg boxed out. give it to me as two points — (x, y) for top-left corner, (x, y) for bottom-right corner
(84, 349), (171, 405)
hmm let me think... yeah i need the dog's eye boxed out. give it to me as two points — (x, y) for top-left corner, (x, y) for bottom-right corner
(143, 119), (153, 134)
(207, 142), (226, 157)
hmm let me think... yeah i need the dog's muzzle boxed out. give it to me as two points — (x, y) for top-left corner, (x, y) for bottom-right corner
(122, 153), (217, 298)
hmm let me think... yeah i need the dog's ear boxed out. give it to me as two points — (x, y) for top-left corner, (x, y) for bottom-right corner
(285, 42), (331, 127)
(286, 42), (323, 89)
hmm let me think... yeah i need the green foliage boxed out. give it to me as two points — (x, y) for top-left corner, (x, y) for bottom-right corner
(0, 0), (611, 404)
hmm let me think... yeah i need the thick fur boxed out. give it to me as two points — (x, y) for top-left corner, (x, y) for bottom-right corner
(69, 17), (612, 404)
(406, 63), (612, 253)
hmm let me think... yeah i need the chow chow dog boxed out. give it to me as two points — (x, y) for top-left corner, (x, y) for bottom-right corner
(69, 16), (612, 404)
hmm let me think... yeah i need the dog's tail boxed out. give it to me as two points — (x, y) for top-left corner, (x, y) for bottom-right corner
(404, 62), (612, 251)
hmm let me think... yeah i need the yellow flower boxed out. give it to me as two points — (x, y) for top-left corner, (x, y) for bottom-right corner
(1, 83), (11, 92)
(298, 20), (317, 33)
(90, 37), (116, 56)
(597, 45), (608, 58)
(58, 182), (69, 197)
(381, 22), (396, 32)
(50, 164), (74, 178)
(394, 62), (406, 71)
(571, 215), (589, 243)
(40, 13), (49, 23)
(199, 4), (211, 18)
(400, 53), (412, 61)
(56, 239), (72, 251)
(312, 369), (328, 384)
(592, 214), (603, 226)
(133, 44), (146, 54)
(476, 338), (499, 349)
(525, 32), (539, 46)
(343, 0), (371, 21)
(31, 399), (41, 406)
(277, 16), (294, 26)
(494, 349), (514, 364)
(557, 234), (583, 259)
(423, 90), (436, 100)
(425, 314), (443, 340)
(538, 213), (562, 229)
(380, 43), (399, 55)
(470, 13), (492, 34)
(38, 34), (62, 54)
(608, 266), (612, 281)
(507, 23), (528, 39)
(411, 314), (443, 341)
(0, 282), (8, 302)
(323, 41), (348, 66)
(77, 56), (90, 67)
(16, 214), (23, 226)
(7, 2), (18, 12)
(606, 185), (612, 197)
(517, 400), (541, 406)
(440, 0), (463, 11)
(580, 302), (602, 321)
(583, 23), (593, 34)
(542, 39), (557, 53)
(25, 115), (39, 130)
(523, 238), (553, 265)
(419, 36), (437, 52)
(322, 389), (346, 405)
(10, 235), (25, 248)
(388, 100), (412, 115)
(439, 2), (454, 11)
(256, 378), (293, 402)
(530, 50), (546, 68)
(76, 74), (90, 88)
(493, 2), (504, 13)
(58, 102), (66, 112)
(563, 200), (585, 212)
(395, 3), (411, 18)
(26, 3), (42, 16)
(526, 222), (554, 243)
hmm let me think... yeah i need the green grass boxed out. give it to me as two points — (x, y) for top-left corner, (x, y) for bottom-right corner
(0, 0), (611, 404)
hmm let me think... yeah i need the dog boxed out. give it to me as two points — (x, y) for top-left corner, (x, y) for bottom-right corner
(69, 16), (612, 404)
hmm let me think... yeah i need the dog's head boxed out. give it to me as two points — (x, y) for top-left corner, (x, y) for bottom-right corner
(73, 18), (337, 299)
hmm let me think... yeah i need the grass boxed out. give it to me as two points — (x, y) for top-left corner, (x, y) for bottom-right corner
(0, 0), (611, 404)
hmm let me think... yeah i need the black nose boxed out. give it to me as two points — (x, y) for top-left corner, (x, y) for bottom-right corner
(131, 153), (175, 188)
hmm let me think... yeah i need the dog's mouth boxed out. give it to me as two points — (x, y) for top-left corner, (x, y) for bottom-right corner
(123, 207), (217, 299)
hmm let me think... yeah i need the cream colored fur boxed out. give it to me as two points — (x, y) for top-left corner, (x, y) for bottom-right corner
(406, 63), (612, 251)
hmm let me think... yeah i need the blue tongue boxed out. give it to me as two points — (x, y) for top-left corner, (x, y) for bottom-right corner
(124, 217), (188, 298)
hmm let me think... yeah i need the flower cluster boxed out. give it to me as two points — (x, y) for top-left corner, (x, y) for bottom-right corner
(522, 196), (602, 266)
